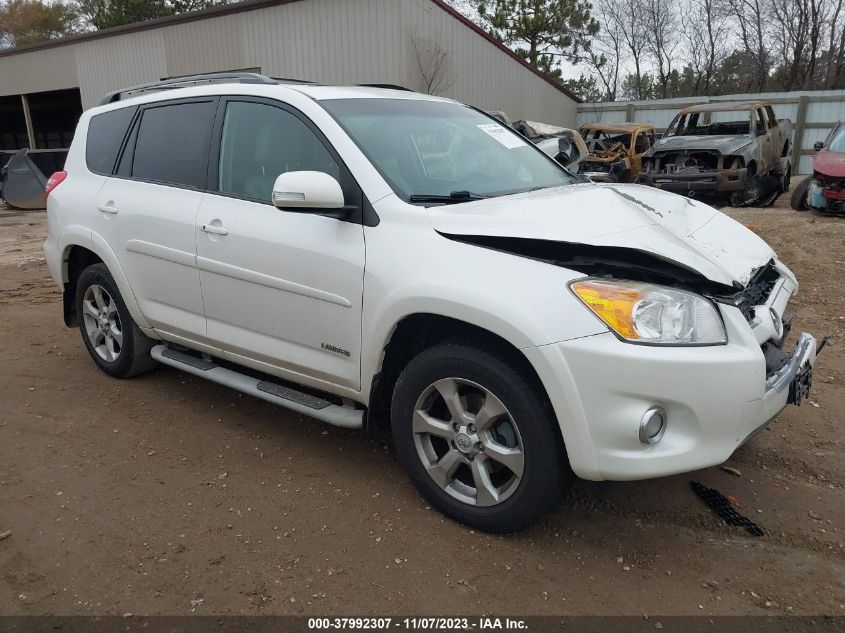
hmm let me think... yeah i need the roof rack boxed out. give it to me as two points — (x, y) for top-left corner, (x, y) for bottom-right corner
(99, 72), (281, 105)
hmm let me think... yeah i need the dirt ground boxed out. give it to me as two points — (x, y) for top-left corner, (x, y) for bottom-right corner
(0, 181), (843, 617)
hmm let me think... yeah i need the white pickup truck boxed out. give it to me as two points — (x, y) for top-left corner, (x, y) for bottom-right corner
(44, 74), (819, 532)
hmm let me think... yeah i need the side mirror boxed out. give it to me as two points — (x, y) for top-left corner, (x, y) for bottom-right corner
(272, 171), (345, 213)
(813, 141), (825, 151)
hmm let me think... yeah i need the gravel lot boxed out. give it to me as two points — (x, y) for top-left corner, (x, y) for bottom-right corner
(0, 183), (843, 616)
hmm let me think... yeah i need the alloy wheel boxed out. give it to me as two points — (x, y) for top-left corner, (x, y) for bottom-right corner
(81, 284), (123, 362)
(412, 378), (524, 507)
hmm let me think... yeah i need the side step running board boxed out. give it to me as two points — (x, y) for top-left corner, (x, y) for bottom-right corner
(151, 345), (363, 429)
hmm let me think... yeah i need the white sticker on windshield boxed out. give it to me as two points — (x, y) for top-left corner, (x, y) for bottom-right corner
(477, 123), (527, 149)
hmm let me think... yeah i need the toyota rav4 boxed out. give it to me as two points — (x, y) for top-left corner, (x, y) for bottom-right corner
(44, 74), (821, 533)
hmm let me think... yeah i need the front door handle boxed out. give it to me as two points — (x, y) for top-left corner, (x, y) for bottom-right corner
(97, 202), (118, 214)
(200, 223), (229, 236)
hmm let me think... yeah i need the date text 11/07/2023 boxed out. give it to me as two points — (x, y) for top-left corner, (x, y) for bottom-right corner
(307, 617), (528, 630)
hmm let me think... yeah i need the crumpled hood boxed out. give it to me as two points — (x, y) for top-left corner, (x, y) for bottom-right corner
(426, 183), (775, 287)
(649, 134), (753, 156)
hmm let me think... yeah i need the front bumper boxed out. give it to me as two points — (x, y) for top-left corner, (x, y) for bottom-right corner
(524, 304), (817, 481)
(637, 167), (747, 193)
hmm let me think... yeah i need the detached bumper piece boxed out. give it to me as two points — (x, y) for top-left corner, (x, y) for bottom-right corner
(691, 482), (764, 537)
(764, 332), (830, 406)
(764, 332), (816, 405)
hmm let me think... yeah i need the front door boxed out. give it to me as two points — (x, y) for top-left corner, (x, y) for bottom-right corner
(195, 98), (365, 390)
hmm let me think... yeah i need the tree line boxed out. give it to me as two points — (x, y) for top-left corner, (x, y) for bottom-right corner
(474, 0), (845, 101)
(0, 0), (228, 47)
(3, 0), (845, 101)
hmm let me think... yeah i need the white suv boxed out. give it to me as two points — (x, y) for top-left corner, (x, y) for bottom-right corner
(44, 74), (820, 532)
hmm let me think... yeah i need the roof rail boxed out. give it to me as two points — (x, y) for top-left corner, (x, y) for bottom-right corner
(356, 83), (412, 91)
(269, 76), (317, 85)
(99, 72), (279, 105)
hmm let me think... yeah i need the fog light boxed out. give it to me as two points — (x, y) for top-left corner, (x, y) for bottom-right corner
(639, 406), (667, 445)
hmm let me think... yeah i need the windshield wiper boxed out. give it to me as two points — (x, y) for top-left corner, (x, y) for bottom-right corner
(409, 190), (488, 204)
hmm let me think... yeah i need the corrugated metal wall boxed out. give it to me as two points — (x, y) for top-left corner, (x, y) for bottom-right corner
(0, 0), (576, 125)
(577, 89), (845, 174)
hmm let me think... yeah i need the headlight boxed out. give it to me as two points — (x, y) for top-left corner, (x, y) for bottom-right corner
(570, 279), (726, 345)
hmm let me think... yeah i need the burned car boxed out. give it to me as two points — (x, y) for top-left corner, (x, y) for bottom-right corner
(791, 121), (845, 213)
(578, 122), (656, 182)
(487, 111), (587, 172)
(637, 101), (793, 206)
(512, 119), (588, 172)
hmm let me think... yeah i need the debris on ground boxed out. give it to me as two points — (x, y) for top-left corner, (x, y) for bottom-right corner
(721, 466), (742, 477)
(0, 530), (11, 541)
(690, 482), (765, 537)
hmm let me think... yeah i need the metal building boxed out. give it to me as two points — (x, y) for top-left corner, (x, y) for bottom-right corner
(0, 0), (578, 155)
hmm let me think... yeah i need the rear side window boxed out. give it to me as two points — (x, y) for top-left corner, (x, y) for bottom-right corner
(131, 101), (216, 189)
(86, 106), (137, 175)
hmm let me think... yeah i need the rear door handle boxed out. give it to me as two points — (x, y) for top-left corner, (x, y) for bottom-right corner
(201, 224), (229, 236)
(97, 203), (118, 214)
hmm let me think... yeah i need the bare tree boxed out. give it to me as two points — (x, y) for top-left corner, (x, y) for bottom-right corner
(612, 0), (649, 99)
(682, 0), (729, 95)
(727, 0), (771, 92)
(411, 36), (454, 95)
(642, 0), (680, 98)
(580, 0), (623, 100)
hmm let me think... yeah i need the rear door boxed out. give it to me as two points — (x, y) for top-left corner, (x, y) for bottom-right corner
(195, 97), (365, 389)
(93, 97), (217, 340)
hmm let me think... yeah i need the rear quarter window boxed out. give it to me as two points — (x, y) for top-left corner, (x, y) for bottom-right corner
(85, 106), (137, 175)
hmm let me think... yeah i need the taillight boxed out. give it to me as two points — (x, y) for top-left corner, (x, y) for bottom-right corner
(45, 171), (68, 196)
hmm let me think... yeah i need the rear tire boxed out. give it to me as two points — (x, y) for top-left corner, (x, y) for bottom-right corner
(391, 338), (571, 533)
(76, 263), (158, 378)
(791, 176), (811, 211)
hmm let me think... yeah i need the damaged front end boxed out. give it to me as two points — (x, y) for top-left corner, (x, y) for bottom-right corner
(449, 232), (827, 408)
(808, 172), (845, 213)
(638, 150), (785, 207)
(638, 150), (746, 193)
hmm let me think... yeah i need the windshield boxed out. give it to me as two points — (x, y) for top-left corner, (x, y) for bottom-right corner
(320, 98), (575, 203)
(665, 111), (751, 137)
(827, 124), (845, 153)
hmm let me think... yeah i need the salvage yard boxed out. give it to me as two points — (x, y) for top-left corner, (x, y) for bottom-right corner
(0, 184), (843, 616)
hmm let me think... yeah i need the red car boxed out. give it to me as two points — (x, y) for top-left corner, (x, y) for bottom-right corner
(792, 121), (845, 212)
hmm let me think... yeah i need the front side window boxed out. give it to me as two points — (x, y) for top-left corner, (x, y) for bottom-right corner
(131, 100), (216, 189)
(320, 98), (574, 203)
(217, 101), (340, 203)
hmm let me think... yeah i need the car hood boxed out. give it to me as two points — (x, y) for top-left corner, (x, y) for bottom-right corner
(814, 148), (845, 178)
(426, 183), (774, 287)
(648, 134), (753, 156)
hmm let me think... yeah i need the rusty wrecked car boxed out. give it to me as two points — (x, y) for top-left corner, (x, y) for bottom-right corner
(637, 101), (793, 206)
(791, 120), (845, 213)
(577, 122), (656, 182)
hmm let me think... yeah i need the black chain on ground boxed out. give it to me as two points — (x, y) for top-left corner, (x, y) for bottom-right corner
(690, 481), (765, 537)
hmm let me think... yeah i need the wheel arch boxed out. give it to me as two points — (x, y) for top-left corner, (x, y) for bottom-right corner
(365, 313), (561, 450)
(60, 237), (152, 331)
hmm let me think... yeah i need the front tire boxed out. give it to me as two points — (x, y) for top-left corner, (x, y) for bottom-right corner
(791, 176), (811, 211)
(76, 263), (157, 378)
(391, 338), (570, 533)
